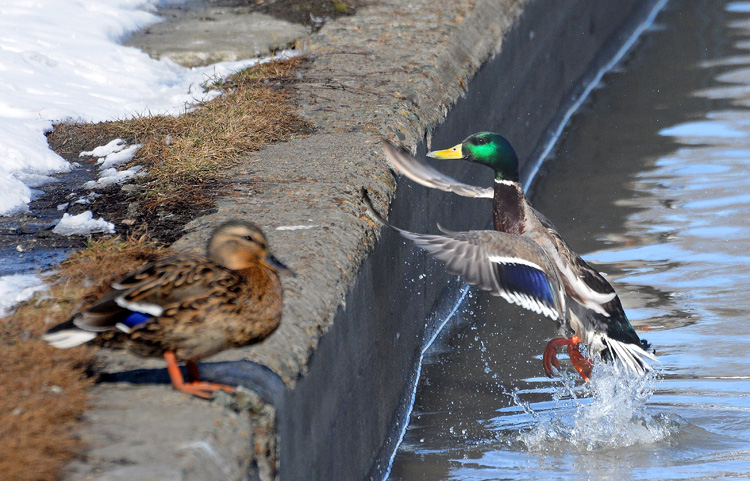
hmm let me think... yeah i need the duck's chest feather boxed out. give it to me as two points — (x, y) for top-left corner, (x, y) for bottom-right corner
(493, 181), (527, 235)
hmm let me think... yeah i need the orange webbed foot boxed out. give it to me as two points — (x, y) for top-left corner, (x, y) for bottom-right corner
(164, 352), (235, 399)
(172, 381), (236, 400)
(567, 343), (593, 381)
(542, 336), (593, 381)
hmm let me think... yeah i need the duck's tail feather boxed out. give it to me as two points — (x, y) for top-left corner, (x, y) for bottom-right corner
(42, 319), (97, 349)
(602, 336), (658, 376)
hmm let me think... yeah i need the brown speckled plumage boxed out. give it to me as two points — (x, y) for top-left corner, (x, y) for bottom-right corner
(43, 220), (290, 398)
(109, 256), (283, 361)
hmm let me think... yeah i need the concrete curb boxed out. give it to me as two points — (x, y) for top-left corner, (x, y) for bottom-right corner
(67, 1), (658, 480)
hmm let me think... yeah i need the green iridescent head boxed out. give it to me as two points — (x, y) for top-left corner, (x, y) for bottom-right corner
(427, 132), (519, 182)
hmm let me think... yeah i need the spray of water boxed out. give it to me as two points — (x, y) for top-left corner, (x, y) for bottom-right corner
(512, 363), (677, 452)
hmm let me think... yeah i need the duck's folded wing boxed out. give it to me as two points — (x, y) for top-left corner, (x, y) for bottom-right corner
(398, 226), (565, 321)
(73, 256), (236, 332)
(383, 141), (494, 199)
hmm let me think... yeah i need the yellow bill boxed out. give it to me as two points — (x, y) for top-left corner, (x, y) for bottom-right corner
(426, 143), (464, 159)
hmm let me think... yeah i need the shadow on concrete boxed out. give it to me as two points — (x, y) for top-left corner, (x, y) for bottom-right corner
(97, 360), (287, 406)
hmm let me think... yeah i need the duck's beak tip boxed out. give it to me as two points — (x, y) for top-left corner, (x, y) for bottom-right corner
(265, 255), (295, 276)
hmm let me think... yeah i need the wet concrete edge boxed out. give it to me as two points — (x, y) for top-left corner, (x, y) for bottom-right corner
(66, 0), (658, 480)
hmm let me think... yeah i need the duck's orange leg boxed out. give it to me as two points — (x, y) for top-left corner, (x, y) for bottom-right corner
(543, 338), (566, 375)
(542, 336), (593, 381)
(164, 351), (235, 399)
(567, 342), (593, 381)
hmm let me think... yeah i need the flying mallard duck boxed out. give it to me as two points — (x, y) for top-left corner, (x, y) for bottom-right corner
(381, 134), (655, 380)
(43, 219), (292, 399)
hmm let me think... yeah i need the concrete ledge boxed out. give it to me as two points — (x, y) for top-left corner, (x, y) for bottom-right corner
(124, 3), (309, 67)
(68, 0), (658, 480)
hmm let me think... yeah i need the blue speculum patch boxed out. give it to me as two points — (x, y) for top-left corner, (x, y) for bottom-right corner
(501, 263), (554, 306)
(121, 311), (152, 328)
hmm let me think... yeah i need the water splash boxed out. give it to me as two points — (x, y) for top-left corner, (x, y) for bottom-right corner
(514, 364), (678, 452)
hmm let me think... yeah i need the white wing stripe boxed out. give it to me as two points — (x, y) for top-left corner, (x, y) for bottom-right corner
(115, 298), (164, 317)
(488, 255), (544, 271)
(560, 263), (617, 308)
(500, 289), (559, 321)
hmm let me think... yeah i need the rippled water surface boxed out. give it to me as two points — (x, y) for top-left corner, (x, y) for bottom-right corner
(388, 1), (750, 479)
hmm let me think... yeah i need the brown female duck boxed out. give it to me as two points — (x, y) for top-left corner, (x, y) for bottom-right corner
(43, 219), (292, 399)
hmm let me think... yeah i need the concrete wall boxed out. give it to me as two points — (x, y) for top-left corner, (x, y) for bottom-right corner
(279, 1), (657, 480)
(67, 1), (662, 480)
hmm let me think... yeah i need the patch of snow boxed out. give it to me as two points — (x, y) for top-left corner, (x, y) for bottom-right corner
(82, 141), (145, 188)
(53, 211), (115, 236)
(81, 139), (128, 158)
(84, 165), (146, 189)
(97, 144), (142, 169)
(0, 274), (47, 317)
(0, 0), (295, 216)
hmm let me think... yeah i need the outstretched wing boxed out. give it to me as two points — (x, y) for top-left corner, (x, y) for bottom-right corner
(363, 188), (564, 320)
(400, 226), (566, 320)
(383, 141), (494, 199)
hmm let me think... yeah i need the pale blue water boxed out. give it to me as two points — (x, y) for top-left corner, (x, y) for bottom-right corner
(388, 1), (750, 479)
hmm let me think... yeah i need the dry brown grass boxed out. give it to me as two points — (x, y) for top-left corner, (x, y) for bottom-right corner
(1, 233), (168, 481)
(49, 57), (308, 212)
(5, 57), (307, 480)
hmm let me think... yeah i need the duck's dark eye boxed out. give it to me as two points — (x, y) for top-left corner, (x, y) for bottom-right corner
(476, 138), (487, 145)
(246, 235), (267, 249)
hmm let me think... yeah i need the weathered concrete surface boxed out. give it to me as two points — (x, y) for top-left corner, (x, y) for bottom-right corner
(67, 0), (660, 480)
(65, 385), (254, 481)
(125, 2), (309, 67)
